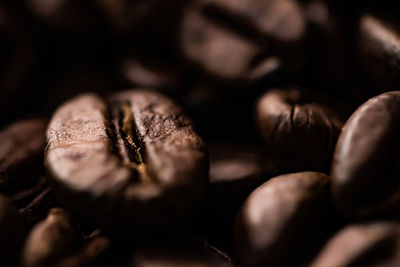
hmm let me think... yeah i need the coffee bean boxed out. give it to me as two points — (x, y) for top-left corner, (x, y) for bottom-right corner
(235, 171), (337, 267)
(203, 0), (305, 43)
(358, 14), (400, 91)
(181, 6), (264, 82)
(0, 194), (26, 267)
(310, 221), (400, 267)
(179, 0), (305, 84)
(45, 90), (208, 235)
(4, 0), (400, 265)
(22, 208), (82, 267)
(331, 91), (400, 218)
(255, 87), (343, 172)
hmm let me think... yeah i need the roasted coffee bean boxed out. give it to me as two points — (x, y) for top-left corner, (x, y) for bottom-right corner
(189, 142), (276, 251)
(0, 194), (26, 267)
(331, 91), (400, 218)
(310, 221), (400, 267)
(179, 0), (305, 84)
(255, 87), (343, 172)
(45, 90), (208, 235)
(235, 172), (337, 267)
(131, 231), (233, 267)
(201, 0), (305, 42)
(22, 208), (82, 267)
(5, 0), (400, 265)
(358, 14), (400, 90)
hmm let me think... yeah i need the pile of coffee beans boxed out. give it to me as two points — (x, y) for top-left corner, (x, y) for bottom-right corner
(1, 1), (400, 266)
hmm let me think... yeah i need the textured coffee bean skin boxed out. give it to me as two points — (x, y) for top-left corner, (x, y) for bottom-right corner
(331, 91), (400, 218)
(255, 88), (343, 172)
(310, 222), (400, 267)
(235, 172), (336, 267)
(45, 90), (208, 235)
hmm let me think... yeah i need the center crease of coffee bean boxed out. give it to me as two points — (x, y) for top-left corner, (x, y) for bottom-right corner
(114, 102), (152, 183)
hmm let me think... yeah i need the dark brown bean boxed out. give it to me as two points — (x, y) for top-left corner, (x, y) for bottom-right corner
(235, 172), (337, 267)
(179, 0), (305, 83)
(45, 90), (208, 235)
(202, 0), (305, 42)
(331, 91), (400, 218)
(255, 87), (343, 172)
